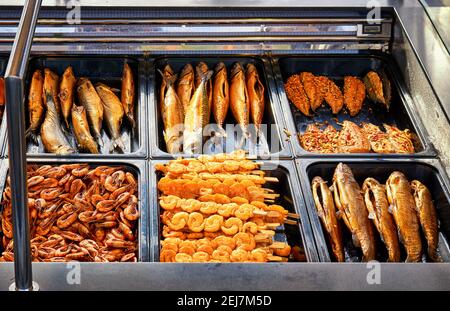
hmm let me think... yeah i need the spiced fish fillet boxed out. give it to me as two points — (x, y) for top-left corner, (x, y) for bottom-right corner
(95, 83), (125, 152)
(312, 176), (344, 262)
(337, 120), (370, 153)
(363, 177), (400, 262)
(284, 74), (310, 116)
(184, 68), (213, 154)
(77, 78), (104, 147)
(300, 72), (322, 111)
(246, 63), (265, 134)
(59, 66), (76, 128)
(40, 93), (75, 155)
(383, 124), (415, 154)
(316, 76), (343, 114)
(361, 123), (394, 153)
(176, 63), (195, 121)
(72, 104), (99, 154)
(121, 63), (136, 130)
(332, 163), (376, 261)
(343, 76), (365, 117)
(212, 62), (229, 137)
(230, 62), (250, 145)
(26, 69), (45, 144)
(411, 180), (439, 261)
(364, 71), (391, 110)
(159, 70), (184, 154)
(386, 171), (422, 262)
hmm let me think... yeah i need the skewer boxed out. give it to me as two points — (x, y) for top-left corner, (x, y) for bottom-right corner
(267, 255), (288, 262)
(264, 199), (275, 203)
(269, 242), (290, 249)
(263, 194), (278, 199)
(264, 177), (279, 183)
(287, 212), (300, 220)
(284, 219), (298, 225)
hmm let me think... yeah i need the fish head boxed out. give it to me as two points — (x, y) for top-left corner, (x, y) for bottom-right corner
(231, 62), (244, 77)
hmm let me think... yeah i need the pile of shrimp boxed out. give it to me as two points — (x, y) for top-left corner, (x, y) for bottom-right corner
(156, 152), (294, 263)
(0, 164), (140, 262)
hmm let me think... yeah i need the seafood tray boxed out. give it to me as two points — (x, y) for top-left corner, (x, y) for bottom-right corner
(297, 158), (450, 262)
(19, 56), (147, 158)
(272, 55), (434, 157)
(149, 159), (318, 262)
(0, 158), (150, 262)
(150, 56), (292, 159)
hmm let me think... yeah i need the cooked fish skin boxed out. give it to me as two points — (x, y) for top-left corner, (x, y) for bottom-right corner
(383, 124), (415, 154)
(337, 120), (371, 153)
(300, 72), (322, 111)
(361, 123), (394, 154)
(363, 177), (401, 262)
(195, 62), (213, 111)
(184, 68), (213, 154)
(285, 74), (310, 116)
(386, 171), (422, 262)
(42, 68), (61, 117)
(246, 63), (265, 134)
(40, 93), (75, 155)
(159, 64), (175, 113)
(316, 76), (343, 114)
(59, 66), (77, 128)
(25, 69), (45, 144)
(364, 71), (388, 108)
(95, 83), (125, 152)
(230, 62), (250, 142)
(312, 176), (345, 262)
(71, 104), (99, 154)
(343, 76), (366, 117)
(121, 63), (136, 130)
(158, 70), (184, 154)
(212, 62), (229, 135)
(411, 180), (439, 261)
(76, 78), (104, 147)
(300, 124), (339, 154)
(379, 70), (392, 110)
(176, 63), (195, 121)
(332, 163), (376, 261)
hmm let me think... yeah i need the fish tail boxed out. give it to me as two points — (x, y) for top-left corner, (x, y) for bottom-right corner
(158, 69), (178, 87)
(127, 113), (136, 132)
(25, 127), (39, 145)
(110, 136), (125, 153)
(96, 134), (104, 148)
(195, 67), (213, 83)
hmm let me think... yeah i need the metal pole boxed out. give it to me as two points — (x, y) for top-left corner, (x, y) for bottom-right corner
(4, 0), (41, 291)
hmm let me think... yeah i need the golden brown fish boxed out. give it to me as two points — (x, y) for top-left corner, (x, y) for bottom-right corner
(411, 180), (439, 261)
(316, 76), (343, 114)
(332, 163), (376, 261)
(246, 63), (265, 134)
(71, 104), (99, 154)
(300, 72), (322, 111)
(284, 74), (310, 116)
(230, 62), (250, 145)
(343, 76), (365, 117)
(212, 62), (229, 137)
(386, 171), (422, 262)
(159, 70), (184, 154)
(25, 69), (45, 144)
(383, 124), (415, 154)
(364, 71), (391, 109)
(361, 123), (394, 154)
(95, 83), (125, 152)
(159, 64), (175, 112)
(312, 176), (344, 262)
(337, 121), (371, 153)
(184, 69), (213, 154)
(42, 68), (60, 117)
(176, 63), (194, 120)
(363, 177), (400, 262)
(77, 78), (104, 147)
(121, 63), (136, 130)
(59, 66), (76, 128)
(40, 93), (75, 155)
(195, 62), (212, 111)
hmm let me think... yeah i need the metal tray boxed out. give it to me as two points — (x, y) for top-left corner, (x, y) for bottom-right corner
(297, 158), (450, 263)
(0, 55), (8, 158)
(272, 55), (436, 158)
(0, 158), (149, 262)
(5, 56), (148, 158)
(149, 159), (318, 262)
(149, 56), (292, 159)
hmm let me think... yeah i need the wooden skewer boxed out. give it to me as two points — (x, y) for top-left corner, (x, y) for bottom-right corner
(263, 194), (278, 199)
(269, 242), (289, 249)
(262, 223), (281, 230)
(262, 188), (275, 193)
(259, 229), (275, 236)
(264, 199), (275, 203)
(264, 177), (279, 183)
(284, 219), (298, 225)
(287, 212), (300, 220)
(267, 255), (288, 262)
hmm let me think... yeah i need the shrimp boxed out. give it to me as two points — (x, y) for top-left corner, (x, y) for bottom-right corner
(221, 217), (243, 236)
(204, 215), (224, 232)
(231, 248), (250, 262)
(180, 199), (201, 213)
(160, 195), (179, 210)
(213, 236), (236, 250)
(218, 203), (238, 218)
(160, 249), (177, 262)
(211, 249), (230, 262)
(187, 212), (205, 233)
(234, 232), (256, 251)
(200, 202), (218, 215)
(192, 251), (210, 262)
(167, 212), (189, 231)
(175, 253), (193, 262)
(234, 204), (254, 221)
(242, 222), (258, 234)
